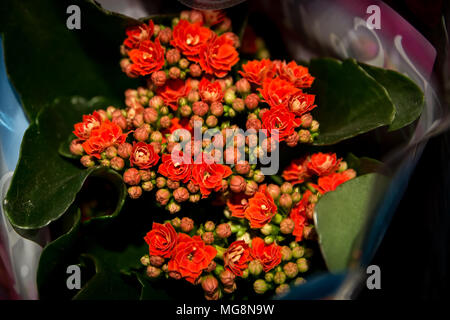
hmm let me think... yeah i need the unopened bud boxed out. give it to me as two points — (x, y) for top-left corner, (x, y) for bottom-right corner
(189, 194), (201, 203)
(134, 125), (150, 142)
(245, 180), (258, 197)
(140, 255), (150, 266)
(146, 265), (161, 278)
(232, 98), (245, 112)
(166, 48), (180, 65)
(169, 66), (181, 79)
(128, 186), (142, 199)
(275, 284), (290, 296)
(202, 231), (214, 245)
(266, 184), (281, 200)
(181, 217), (194, 233)
(236, 78), (250, 93)
(300, 113), (313, 128)
(220, 270), (236, 287)
(253, 279), (269, 294)
(189, 64), (202, 77)
(279, 193), (293, 209)
(310, 120), (320, 132)
(201, 275), (219, 296)
(292, 245), (305, 259)
(298, 129), (311, 143)
(173, 187), (189, 202)
(210, 102), (224, 117)
(248, 260), (263, 276)
(229, 175), (246, 193)
(274, 271), (286, 285)
(159, 27), (172, 44)
(280, 218), (295, 235)
(149, 255), (165, 267)
(281, 246), (292, 261)
(253, 170), (265, 183)
(216, 223), (232, 239)
(224, 89), (236, 105)
(283, 262), (299, 279)
(80, 155), (95, 167)
(297, 258), (309, 273)
(124, 168), (141, 185)
(244, 93), (259, 110)
(156, 188), (171, 206)
(151, 71), (167, 87)
(110, 157), (125, 171)
(70, 139), (84, 156)
(118, 143), (133, 158)
(204, 221), (215, 232)
(192, 101), (209, 116)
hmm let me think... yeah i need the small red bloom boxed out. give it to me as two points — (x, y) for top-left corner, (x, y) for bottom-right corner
(307, 152), (341, 177)
(158, 153), (192, 183)
(259, 77), (298, 109)
(128, 39), (165, 76)
(282, 157), (311, 185)
(157, 79), (191, 111)
(171, 20), (212, 63)
(289, 190), (313, 242)
(129, 142), (160, 169)
(314, 170), (355, 194)
(250, 237), (282, 272)
(238, 59), (273, 86)
(73, 111), (102, 140)
(168, 233), (217, 284)
(198, 77), (224, 104)
(244, 185), (277, 229)
(199, 33), (239, 78)
(289, 91), (317, 116)
(123, 20), (154, 50)
(261, 105), (301, 142)
(226, 193), (250, 218)
(144, 222), (177, 258)
(278, 61), (315, 88)
(191, 154), (233, 198)
(82, 120), (127, 159)
(224, 241), (252, 277)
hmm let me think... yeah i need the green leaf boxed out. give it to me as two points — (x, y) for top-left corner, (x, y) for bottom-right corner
(359, 63), (424, 131)
(309, 58), (396, 145)
(314, 173), (390, 272)
(4, 96), (126, 231)
(345, 153), (383, 175)
(0, 0), (140, 120)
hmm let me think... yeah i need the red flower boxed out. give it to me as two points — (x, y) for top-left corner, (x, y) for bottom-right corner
(123, 20), (154, 50)
(226, 193), (250, 218)
(224, 241), (252, 277)
(158, 153), (192, 183)
(191, 154), (232, 198)
(171, 20), (212, 62)
(250, 237), (282, 272)
(144, 222), (177, 258)
(157, 79), (191, 111)
(282, 157), (311, 185)
(314, 170), (355, 194)
(244, 185), (277, 229)
(82, 120), (127, 159)
(198, 77), (224, 103)
(238, 59), (273, 86)
(199, 34), (239, 78)
(278, 61), (315, 88)
(261, 105), (301, 142)
(289, 91), (317, 116)
(128, 39), (165, 76)
(73, 111), (102, 140)
(258, 77), (298, 109)
(129, 142), (160, 169)
(307, 152), (341, 177)
(168, 233), (217, 284)
(289, 190), (313, 241)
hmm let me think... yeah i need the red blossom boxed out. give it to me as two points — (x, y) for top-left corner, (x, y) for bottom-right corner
(244, 185), (277, 229)
(250, 237), (282, 272)
(199, 33), (239, 78)
(129, 142), (160, 169)
(81, 120), (127, 159)
(171, 20), (212, 63)
(123, 20), (155, 50)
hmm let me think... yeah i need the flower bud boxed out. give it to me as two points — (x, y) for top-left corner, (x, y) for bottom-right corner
(235, 78), (250, 94)
(245, 180), (258, 197)
(281, 246), (292, 261)
(158, 115), (170, 129)
(232, 98), (245, 112)
(192, 101), (209, 117)
(113, 115), (128, 130)
(291, 191), (301, 203)
(264, 235), (274, 245)
(261, 224), (273, 236)
(168, 271), (182, 280)
(275, 284), (290, 296)
(220, 269), (236, 287)
(283, 262), (299, 279)
(286, 132), (299, 147)
(244, 93), (259, 110)
(156, 188), (171, 206)
(110, 157), (125, 171)
(189, 10), (203, 23)
(229, 175), (246, 193)
(166, 179), (180, 190)
(118, 143), (133, 158)
(338, 161), (348, 172)
(201, 275), (219, 296)
(298, 129), (311, 143)
(291, 245), (305, 259)
(156, 177), (167, 188)
(140, 255), (150, 266)
(300, 113), (313, 128)
(310, 120), (319, 132)
(253, 279), (269, 294)
(223, 282), (237, 294)
(128, 186), (142, 199)
(265, 272), (274, 282)
(274, 271), (286, 285)
(217, 17), (231, 32)
(185, 180), (199, 194)
(149, 95), (164, 109)
(280, 218), (295, 235)
(189, 64), (202, 77)
(166, 48), (180, 65)
(70, 139), (84, 156)
(224, 88), (236, 105)
(169, 66), (181, 79)
(202, 231), (214, 245)
(297, 257), (309, 273)
(159, 27), (172, 43)
(216, 223), (231, 239)
(169, 217), (181, 229)
(294, 277), (306, 286)
(178, 57), (189, 69)
(181, 217), (194, 233)
(99, 158), (110, 167)
(204, 221), (215, 232)
(233, 162), (249, 175)
(146, 265), (161, 278)
(124, 168), (141, 185)
(173, 187), (189, 203)
(149, 255), (165, 267)
(151, 71), (167, 87)
(134, 126), (150, 142)
(272, 213), (283, 225)
(167, 201), (181, 214)
(246, 117), (262, 131)
(279, 193), (293, 209)
(210, 102), (224, 117)
(253, 170), (265, 183)
(303, 225), (317, 241)
(140, 170), (153, 181)
(189, 194), (201, 203)
(80, 155), (96, 168)
(248, 260), (263, 276)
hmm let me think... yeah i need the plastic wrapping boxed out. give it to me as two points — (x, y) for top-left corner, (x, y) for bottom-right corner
(0, 0), (447, 299)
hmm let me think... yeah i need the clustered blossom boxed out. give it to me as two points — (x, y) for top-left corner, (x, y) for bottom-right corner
(67, 9), (349, 299)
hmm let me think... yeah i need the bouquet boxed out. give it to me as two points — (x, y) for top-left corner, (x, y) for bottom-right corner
(2, 1), (424, 300)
